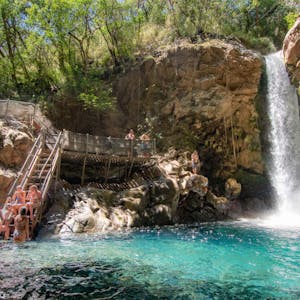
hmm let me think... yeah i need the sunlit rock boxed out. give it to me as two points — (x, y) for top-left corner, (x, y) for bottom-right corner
(283, 15), (300, 86)
(225, 178), (241, 200)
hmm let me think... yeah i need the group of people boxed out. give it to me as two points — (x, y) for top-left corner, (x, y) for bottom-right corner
(125, 129), (151, 157)
(125, 129), (200, 172)
(0, 184), (41, 243)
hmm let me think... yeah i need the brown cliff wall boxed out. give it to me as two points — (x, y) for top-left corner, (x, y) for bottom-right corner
(50, 39), (266, 196)
(112, 40), (264, 184)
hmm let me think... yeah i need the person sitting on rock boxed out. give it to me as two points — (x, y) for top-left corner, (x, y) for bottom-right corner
(12, 185), (26, 214)
(191, 150), (200, 174)
(13, 206), (29, 243)
(26, 185), (42, 221)
(0, 197), (14, 240)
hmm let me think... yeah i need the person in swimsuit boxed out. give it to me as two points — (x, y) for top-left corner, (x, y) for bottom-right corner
(140, 133), (151, 157)
(0, 197), (16, 239)
(26, 185), (42, 221)
(125, 129), (135, 157)
(12, 185), (26, 214)
(13, 206), (29, 243)
(191, 150), (200, 174)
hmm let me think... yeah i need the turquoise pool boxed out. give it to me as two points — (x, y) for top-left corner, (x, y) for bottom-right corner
(1, 221), (300, 299)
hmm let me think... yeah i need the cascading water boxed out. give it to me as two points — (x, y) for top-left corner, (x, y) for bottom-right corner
(265, 51), (300, 223)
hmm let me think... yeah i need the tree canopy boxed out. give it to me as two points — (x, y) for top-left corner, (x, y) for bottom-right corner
(0, 0), (297, 103)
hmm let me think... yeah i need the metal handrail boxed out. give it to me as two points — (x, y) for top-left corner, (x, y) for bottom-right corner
(41, 146), (61, 199)
(7, 134), (43, 196)
(62, 130), (156, 156)
(39, 132), (62, 178)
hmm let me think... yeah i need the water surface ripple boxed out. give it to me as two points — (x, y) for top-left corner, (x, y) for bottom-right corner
(1, 222), (300, 299)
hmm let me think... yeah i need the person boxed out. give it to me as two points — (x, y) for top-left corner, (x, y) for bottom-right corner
(13, 206), (29, 243)
(191, 150), (200, 174)
(0, 218), (10, 240)
(12, 185), (26, 214)
(26, 185), (42, 221)
(125, 129), (135, 157)
(0, 197), (16, 240)
(140, 132), (151, 157)
(125, 129), (135, 140)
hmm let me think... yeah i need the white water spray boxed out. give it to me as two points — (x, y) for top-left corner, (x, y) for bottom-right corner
(265, 51), (300, 226)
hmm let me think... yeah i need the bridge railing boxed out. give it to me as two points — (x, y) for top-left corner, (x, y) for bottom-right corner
(62, 130), (156, 157)
(0, 99), (55, 134)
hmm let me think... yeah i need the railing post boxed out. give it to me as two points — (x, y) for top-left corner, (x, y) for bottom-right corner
(130, 140), (134, 159)
(153, 138), (156, 155)
(5, 99), (9, 120)
(81, 133), (89, 185)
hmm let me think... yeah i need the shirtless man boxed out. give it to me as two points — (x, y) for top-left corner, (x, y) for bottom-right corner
(125, 129), (135, 157)
(13, 206), (29, 243)
(140, 133), (151, 157)
(12, 185), (26, 214)
(26, 185), (42, 221)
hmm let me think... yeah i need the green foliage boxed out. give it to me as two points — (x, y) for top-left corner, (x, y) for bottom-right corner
(79, 88), (115, 111)
(0, 0), (297, 104)
(285, 12), (298, 29)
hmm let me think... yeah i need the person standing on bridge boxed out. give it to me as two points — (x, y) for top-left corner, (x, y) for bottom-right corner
(13, 206), (29, 243)
(125, 129), (135, 157)
(125, 129), (135, 141)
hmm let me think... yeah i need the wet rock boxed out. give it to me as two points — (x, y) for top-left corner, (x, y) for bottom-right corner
(206, 191), (230, 215)
(185, 174), (208, 196)
(49, 151), (244, 236)
(150, 204), (172, 225)
(225, 178), (241, 200)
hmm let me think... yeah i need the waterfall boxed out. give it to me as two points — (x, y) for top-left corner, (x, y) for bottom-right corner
(266, 51), (300, 219)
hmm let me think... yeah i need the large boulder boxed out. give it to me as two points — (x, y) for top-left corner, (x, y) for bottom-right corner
(0, 121), (33, 168)
(225, 178), (241, 200)
(283, 15), (300, 86)
(0, 168), (16, 202)
(0, 119), (33, 203)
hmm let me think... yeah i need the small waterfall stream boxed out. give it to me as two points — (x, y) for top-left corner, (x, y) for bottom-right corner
(266, 51), (300, 221)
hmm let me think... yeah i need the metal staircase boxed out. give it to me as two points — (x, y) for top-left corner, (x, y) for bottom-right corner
(2, 130), (62, 238)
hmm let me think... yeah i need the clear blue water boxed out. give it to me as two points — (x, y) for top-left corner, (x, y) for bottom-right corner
(1, 222), (300, 299)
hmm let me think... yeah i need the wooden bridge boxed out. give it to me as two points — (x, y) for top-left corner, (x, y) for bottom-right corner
(0, 100), (156, 240)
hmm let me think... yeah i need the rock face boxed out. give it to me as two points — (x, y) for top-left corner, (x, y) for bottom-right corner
(51, 39), (264, 187)
(51, 149), (242, 235)
(283, 15), (300, 86)
(0, 119), (33, 202)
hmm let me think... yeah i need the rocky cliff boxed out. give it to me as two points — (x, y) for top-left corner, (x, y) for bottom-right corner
(52, 39), (265, 195)
(42, 149), (245, 236)
(114, 40), (264, 182)
(0, 118), (33, 202)
(283, 15), (300, 87)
